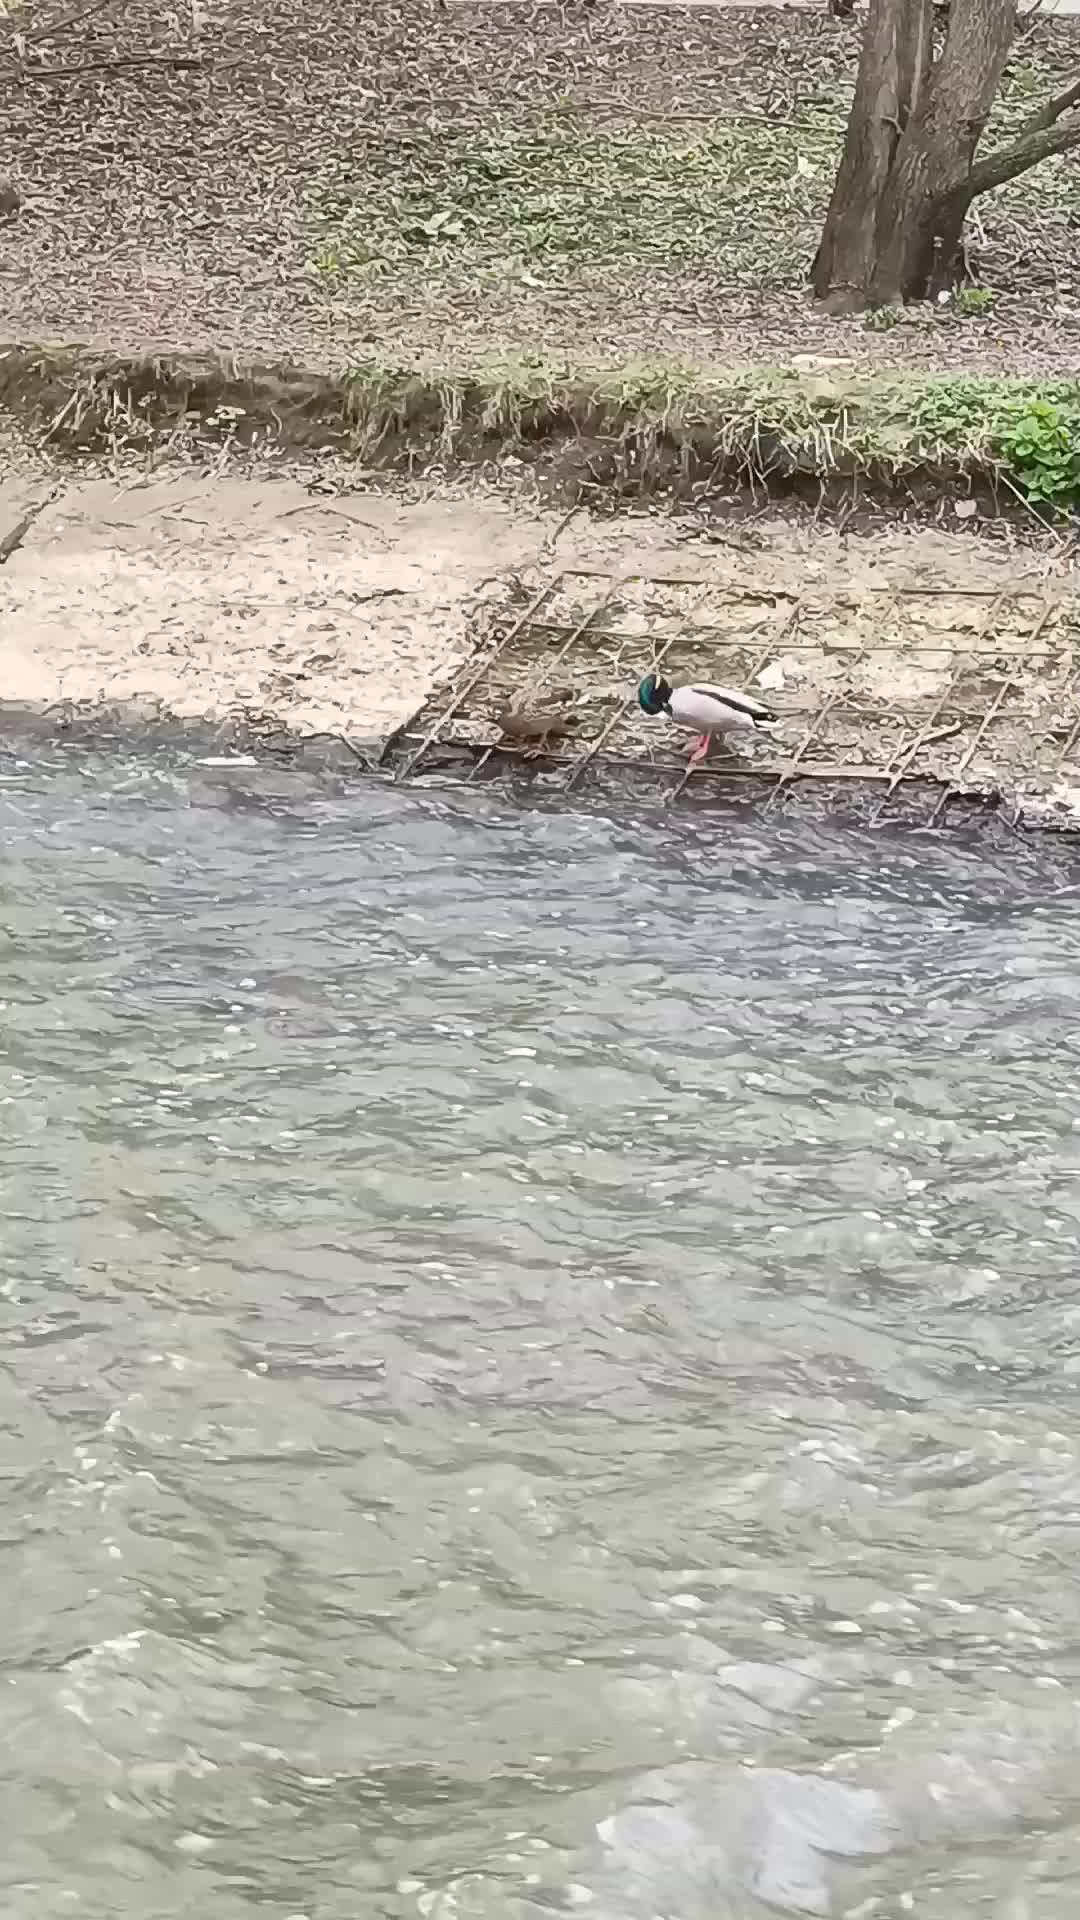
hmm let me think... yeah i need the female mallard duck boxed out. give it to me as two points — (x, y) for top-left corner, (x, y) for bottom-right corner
(637, 674), (777, 766)
(496, 690), (577, 756)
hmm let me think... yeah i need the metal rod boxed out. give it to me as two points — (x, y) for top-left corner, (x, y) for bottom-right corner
(921, 592), (1052, 828)
(868, 588), (1014, 824)
(395, 578), (558, 781)
(469, 582), (625, 783)
(565, 636), (684, 792)
(759, 594), (882, 810)
(927, 673), (1020, 827)
(761, 691), (846, 809)
(868, 682), (963, 824)
(1050, 701), (1080, 773)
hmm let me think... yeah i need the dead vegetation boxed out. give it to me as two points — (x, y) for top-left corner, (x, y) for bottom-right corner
(6, 344), (1080, 526)
(2, 0), (1080, 375)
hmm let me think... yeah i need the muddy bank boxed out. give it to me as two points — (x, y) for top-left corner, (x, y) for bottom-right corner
(4, 346), (1080, 519)
(2, 464), (1079, 831)
(0, 470), (562, 744)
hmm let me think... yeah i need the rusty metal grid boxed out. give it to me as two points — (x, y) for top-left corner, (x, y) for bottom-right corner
(393, 570), (1080, 821)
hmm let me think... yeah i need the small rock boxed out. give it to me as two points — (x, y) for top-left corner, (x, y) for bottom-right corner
(791, 352), (854, 369)
(756, 660), (787, 692)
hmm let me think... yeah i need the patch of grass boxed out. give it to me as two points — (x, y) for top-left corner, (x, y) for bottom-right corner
(994, 393), (1080, 508)
(879, 373), (1080, 507)
(337, 356), (1080, 509)
(314, 115), (842, 290)
(864, 306), (904, 331)
(310, 40), (1080, 306)
(954, 286), (999, 316)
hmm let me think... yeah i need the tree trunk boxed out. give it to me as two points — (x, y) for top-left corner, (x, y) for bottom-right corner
(813, 0), (1017, 309)
(812, 0), (934, 307)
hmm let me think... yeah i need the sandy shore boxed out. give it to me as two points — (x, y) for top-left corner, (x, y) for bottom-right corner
(2, 461), (1079, 829)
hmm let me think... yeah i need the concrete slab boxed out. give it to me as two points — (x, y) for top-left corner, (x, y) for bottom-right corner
(0, 476), (562, 744)
(2, 469), (1079, 827)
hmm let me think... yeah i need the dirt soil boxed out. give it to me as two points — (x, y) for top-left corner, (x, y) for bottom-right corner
(3, 460), (1079, 829)
(3, 0), (1080, 374)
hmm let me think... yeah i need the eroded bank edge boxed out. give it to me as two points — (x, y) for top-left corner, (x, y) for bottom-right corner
(3, 343), (1080, 510)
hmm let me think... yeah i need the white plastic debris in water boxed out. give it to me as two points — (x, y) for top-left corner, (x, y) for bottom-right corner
(953, 499), (978, 519)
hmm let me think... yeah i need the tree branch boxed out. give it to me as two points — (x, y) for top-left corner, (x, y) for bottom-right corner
(967, 110), (1080, 194)
(1020, 69), (1080, 135)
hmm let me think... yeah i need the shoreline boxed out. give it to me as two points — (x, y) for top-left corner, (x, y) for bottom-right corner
(1, 448), (1078, 835)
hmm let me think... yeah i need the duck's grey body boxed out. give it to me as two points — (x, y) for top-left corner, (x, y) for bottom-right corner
(496, 692), (577, 755)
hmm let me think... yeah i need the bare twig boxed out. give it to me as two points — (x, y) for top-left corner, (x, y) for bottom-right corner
(0, 510), (40, 565)
(997, 469), (1071, 545)
(0, 489), (58, 565)
(23, 0), (115, 44)
(278, 503), (389, 534)
(21, 52), (220, 79)
(41, 388), (81, 442)
(920, 721), (965, 747)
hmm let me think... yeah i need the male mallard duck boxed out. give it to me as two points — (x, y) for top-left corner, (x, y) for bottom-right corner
(637, 674), (777, 766)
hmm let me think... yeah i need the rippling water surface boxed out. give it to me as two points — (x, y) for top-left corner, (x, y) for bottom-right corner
(5, 745), (1080, 1919)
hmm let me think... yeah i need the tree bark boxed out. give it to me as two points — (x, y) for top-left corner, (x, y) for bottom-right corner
(813, 0), (1027, 309)
(868, 0), (1015, 302)
(812, 0), (934, 306)
(967, 105), (1080, 191)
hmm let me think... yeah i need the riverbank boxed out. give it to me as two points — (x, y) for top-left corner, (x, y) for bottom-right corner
(4, 0), (1080, 505)
(3, 0), (1080, 825)
(6, 346), (1080, 516)
(2, 459), (1079, 832)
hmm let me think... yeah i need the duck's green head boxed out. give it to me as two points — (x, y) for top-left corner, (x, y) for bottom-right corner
(638, 673), (672, 717)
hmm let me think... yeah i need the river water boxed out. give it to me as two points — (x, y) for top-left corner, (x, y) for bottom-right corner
(4, 742), (1080, 1920)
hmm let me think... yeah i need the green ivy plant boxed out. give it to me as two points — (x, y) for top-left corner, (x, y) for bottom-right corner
(864, 305), (903, 332)
(954, 286), (997, 316)
(993, 397), (1080, 510)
